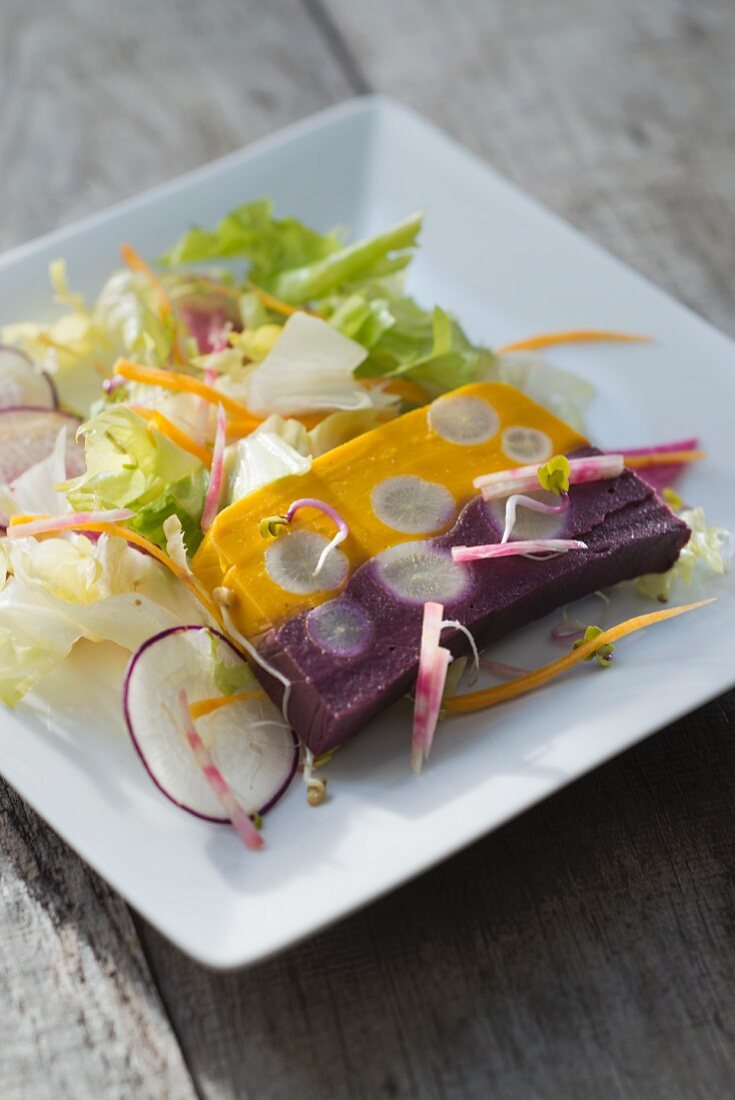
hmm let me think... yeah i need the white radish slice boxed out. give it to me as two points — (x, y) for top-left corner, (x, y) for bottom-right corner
(0, 408), (84, 528)
(374, 540), (471, 605)
(501, 425), (552, 464)
(265, 529), (349, 594)
(124, 625), (297, 821)
(0, 346), (57, 409)
(428, 394), (499, 445)
(306, 598), (374, 658)
(371, 475), (455, 534)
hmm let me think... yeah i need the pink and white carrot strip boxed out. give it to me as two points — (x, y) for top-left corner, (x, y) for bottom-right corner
(285, 498), (350, 577)
(411, 601), (451, 774)
(8, 508), (134, 540)
(474, 454), (624, 500)
(501, 491), (570, 543)
(178, 688), (263, 851)
(452, 538), (587, 563)
(200, 403), (227, 532)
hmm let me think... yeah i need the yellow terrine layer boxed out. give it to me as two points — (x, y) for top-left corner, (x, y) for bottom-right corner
(192, 382), (586, 637)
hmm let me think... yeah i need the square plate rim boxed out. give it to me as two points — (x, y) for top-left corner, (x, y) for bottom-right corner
(1, 94), (733, 969)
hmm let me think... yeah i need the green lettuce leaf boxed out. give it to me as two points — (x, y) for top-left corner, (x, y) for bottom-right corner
(354, 300), (492, 394)
(64, 406), (207, 550)
(159, 198), (341, 285)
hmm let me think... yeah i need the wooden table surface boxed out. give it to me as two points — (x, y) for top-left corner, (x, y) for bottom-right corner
(2, 1), (735, 1096)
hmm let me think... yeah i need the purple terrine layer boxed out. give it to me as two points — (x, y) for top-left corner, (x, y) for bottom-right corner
(257, 451), (691, 754)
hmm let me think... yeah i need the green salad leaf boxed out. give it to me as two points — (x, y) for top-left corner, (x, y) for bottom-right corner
(159, 198), (341, 285)
(64, 406), (207, 550)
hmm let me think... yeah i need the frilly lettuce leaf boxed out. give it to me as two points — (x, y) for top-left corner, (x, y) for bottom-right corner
(354, 300), (491, 395)
(246, 312), (370, 416)
(0, 533), (208, 705)
(159, 198), (341, 285)
(484, 352), (596, 434)
(64, 406), (206, 550)
(637, 506), (731, 601)
(226, 431), (312, 503)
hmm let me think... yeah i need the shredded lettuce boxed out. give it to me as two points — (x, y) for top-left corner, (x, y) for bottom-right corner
(64, 406), (207, 550)
(247, 312), (370, 415)
(0, 533), (208, 705)
(637, 506), (731, 601)
(227, 432), (312, 503)
(484, 352), (596, 434)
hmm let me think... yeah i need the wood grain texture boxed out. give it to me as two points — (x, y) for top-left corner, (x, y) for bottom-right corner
(0, 782), (196, 1100)
(323, 0), (735, 338)
(0, 0), (353, 250)
(3, 0), (735, 1096)
(140, 701), (735, 1099)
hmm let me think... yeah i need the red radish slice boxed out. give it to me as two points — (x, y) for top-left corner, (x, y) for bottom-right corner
(411, 601), (451, 773)
(124, 625), (297, 821)
(0, 346), (57, 409)
(0, 408), (83, 528)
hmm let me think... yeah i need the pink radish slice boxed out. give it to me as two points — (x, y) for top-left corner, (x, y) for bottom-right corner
(0, 346), (57, 409)
(123, 625), (298, 822)
(0, 407), (84, 528)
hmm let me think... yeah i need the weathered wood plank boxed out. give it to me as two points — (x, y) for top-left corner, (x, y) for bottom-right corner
(136, 1), (735, 1097)
(0, 0), (352, 1094)
(0, 781), (197, 1100)
(0, 0), (354, 250)
(140, 699), (735, 1099)
(322, 0), (735, 338)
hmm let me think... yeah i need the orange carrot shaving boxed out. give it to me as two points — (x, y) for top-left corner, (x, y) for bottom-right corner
(188, 691), (267, 720)
(496, 330), (651, 354)
(115, 359), (262, 428)
(246, 282), (317, 318)
(120, 243), (188, 364)
(444, 600), (713, 714)
(131, 405), (212, 465)
(624, 450), (705, 470)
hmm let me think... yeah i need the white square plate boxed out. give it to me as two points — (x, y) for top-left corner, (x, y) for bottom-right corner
(1, 97), (733, 969)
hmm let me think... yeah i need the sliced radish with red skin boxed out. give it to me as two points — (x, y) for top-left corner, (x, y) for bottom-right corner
(124, 625), (297, 822)
(0, 408), (84, 528)
(371, 475), (456, 534)
(0, 346), (57, 409)
(374, 541), (472, 606)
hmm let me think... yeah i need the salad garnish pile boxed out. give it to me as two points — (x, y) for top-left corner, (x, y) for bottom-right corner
(0, 200), (729, 849)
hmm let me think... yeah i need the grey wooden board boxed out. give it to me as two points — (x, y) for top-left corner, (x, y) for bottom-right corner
(2, 0), (735, 1096)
